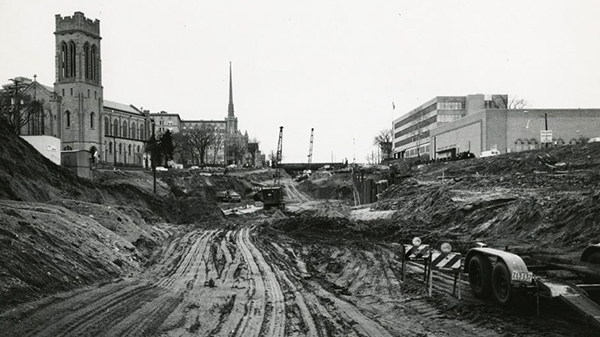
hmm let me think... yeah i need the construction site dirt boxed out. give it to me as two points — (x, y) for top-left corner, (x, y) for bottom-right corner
(1, 124), (600, 336)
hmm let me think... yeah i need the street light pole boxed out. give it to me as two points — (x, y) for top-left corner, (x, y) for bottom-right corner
(151, 120), (156, 194)
(544, 112), (549, 148)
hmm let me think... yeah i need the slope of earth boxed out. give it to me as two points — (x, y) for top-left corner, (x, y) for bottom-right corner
(371, 144), (600, 257)
(0, 124), (224, 311)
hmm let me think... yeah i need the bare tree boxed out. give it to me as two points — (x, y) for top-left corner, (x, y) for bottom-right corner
(226, 134), (247, 165)
(373, 129), (393, 160)
(0, 79), (43, 135)
(172, 132), (196, 165)
(212, 131), (225, 164)
(187, 125), (215, 165)
(496, 95), (529, 109)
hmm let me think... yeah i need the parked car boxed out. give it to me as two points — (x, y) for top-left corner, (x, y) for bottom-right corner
(480, 150), (500, 158)
(190, 166), (200, 170)
(155, 166), (168, 171)
(225, 191), (241, 203)
(588, 137), (600, 143)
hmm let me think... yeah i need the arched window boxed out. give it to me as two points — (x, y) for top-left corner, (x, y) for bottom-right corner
(91, 45), (97, 81)
(60, 42), (68, 79)
(131, 122), (136, 140)
(104, 117), (109, 135)
(65, 110), (71, 128)
(528, 139), (538, 151)
(109, 142), (113, 154)
(122, 121), (128, 138)
(113, 119), (119, 136)
(515, 139), (524, 152)
(90, 112), (95, 129)
(84, 42), (90, 80)
(141, 123), (145, 140)
(69, 41), (76, 78)
(128, 144), (132, 156)
(137, 145), (140, 153)
(118, 143), (122, 154)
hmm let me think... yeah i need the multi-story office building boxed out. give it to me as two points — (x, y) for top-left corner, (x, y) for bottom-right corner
(392, 94), (507, 159)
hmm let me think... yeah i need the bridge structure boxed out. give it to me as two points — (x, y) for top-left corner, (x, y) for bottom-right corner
(278, 162), (346, 174)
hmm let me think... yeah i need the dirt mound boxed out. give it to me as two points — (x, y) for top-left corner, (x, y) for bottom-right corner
(0, 124), (226, 310)
(0, 200), (166, 307)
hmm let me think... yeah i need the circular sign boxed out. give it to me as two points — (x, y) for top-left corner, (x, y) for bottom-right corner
(412, 237), (422, 247)
(440, 242), (452, 253)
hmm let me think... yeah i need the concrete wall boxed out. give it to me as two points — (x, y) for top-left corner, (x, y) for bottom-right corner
(20, 135), (62, 165)
(431, 108), (600, 158)
(61, 150), (91, 179)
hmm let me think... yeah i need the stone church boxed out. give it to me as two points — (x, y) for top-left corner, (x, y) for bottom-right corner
(3, 11), (260, 168)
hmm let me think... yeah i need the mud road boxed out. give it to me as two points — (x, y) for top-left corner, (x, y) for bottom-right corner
(1, 179), (597, 336)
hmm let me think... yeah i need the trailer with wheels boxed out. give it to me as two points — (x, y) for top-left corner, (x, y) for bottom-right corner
(465, 243), (600, 328)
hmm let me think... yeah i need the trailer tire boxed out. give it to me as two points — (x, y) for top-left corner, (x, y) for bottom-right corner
(492, 261), (513, 305)
(468, 254), (492, 299)
(585, 251), (600, 264)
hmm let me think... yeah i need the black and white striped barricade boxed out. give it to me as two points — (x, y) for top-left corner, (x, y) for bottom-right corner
(427, 250), (462, 299)
(402, 243), (432, 283)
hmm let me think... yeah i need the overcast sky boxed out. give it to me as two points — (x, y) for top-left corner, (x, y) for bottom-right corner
(1, 0), (599, 163)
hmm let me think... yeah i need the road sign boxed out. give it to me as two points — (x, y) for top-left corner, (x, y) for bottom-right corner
(541, 130), (553, 143)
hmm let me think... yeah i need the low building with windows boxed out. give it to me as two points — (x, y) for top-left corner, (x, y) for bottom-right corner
(392, 94), (507, 159)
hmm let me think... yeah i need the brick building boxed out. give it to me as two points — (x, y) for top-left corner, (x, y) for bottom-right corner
(431, 108), (600, 159)
(392, 94), (507, 159)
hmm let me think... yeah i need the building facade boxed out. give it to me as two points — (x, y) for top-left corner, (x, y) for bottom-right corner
(392, 94), (507, 159)
(4, 12), (260, 169)
(431, 108), (600, 159)
(3, 12), (152, 167)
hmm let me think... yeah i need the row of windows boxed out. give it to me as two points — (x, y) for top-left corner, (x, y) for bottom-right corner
(60, 88), (98, 99)
(59, 41), (99, 82)
(104, 117), (147, 140)
(394, 103), (437, 130)
(437, 114), (463, 123)
(405, 144), (430, 158)
(394, 130), (431, 148)
(437, 101), (465, 110)
(64, 110), (95, 129)
(394, 115), (437, 139)
(107, 142), (142, 155)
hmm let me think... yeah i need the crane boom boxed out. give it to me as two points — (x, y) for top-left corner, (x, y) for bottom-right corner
(307, 128), (314, 165)
(274, 126), (283, 185)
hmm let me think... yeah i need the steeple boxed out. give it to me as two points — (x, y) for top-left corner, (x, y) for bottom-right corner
(228, 62), (235, 117)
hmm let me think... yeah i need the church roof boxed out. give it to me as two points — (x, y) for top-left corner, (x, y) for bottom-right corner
(103, 99), (144, 115)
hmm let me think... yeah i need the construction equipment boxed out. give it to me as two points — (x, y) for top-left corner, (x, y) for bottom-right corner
(307, 128), (314, 165)
(262, 126), (285, 210)
(274, 126), (283, 186)
(260, 186), (285, 210)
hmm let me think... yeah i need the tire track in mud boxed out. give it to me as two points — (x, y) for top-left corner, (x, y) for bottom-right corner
(2, 229), (220, 337)
(229, 227), (268, 337)
(243, 229), (286, 337)
(259, 241), (321, 336)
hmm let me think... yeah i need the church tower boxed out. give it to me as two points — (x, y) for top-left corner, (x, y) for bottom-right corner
(54, 11), (103, 154)
(225, 62), (238, 135)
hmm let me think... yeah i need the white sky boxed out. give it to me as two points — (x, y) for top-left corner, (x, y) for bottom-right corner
(1, 0), (599, 163)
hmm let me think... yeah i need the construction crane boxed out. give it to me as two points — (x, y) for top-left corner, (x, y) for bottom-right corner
(276, 126), (284, 167)
(307, 128), (314, 165)
(274, 126), (283, 186)
(260, 126), (285, 210)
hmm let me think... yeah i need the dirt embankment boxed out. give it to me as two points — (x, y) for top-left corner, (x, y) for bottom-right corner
(0, 124), (228, 310)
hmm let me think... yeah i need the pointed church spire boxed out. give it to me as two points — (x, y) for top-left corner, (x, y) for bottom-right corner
(228, 62), (235, 117)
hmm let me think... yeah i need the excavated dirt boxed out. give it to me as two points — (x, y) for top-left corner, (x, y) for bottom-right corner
(1, 121), (600, 336)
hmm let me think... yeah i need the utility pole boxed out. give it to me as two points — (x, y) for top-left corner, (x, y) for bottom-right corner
(545, 112), (549, 149)
(307, 128), (314, 166)
(151, 120), (156, 194)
